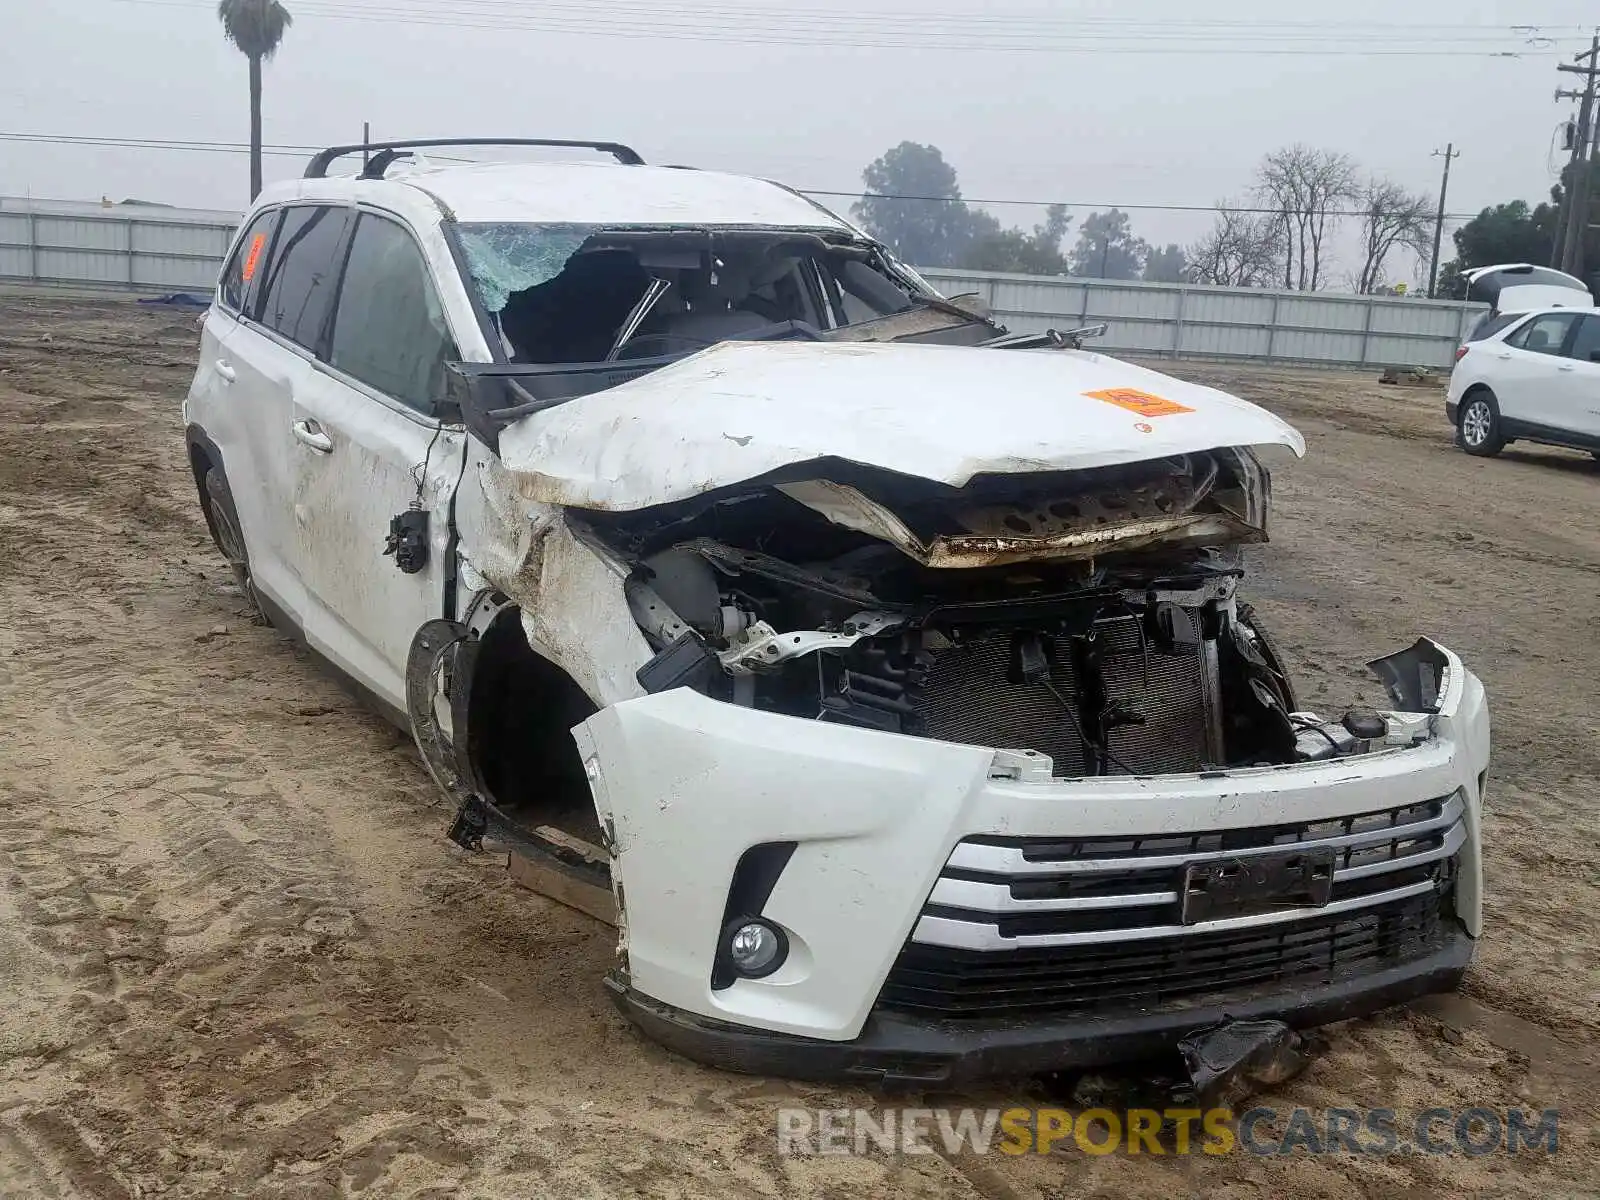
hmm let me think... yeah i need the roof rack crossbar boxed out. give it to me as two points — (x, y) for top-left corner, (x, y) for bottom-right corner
(304, 137), (645, 179)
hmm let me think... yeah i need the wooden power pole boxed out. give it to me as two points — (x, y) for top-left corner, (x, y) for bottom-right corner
(1555, 36), (1600, 277)
(1428, 144), (1459, 298)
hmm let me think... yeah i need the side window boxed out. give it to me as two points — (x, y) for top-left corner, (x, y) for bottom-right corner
(1505, 312), (1579, 356)
(219, 209), (279, 317)
(1465, 312), (1519, 342)
(1565, 315), (1600, 364)
(258, 205), (354, 351)
(328, 213), (457, 414)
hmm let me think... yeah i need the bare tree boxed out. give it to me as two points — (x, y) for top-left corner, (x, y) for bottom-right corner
(1187, 201), (1284, 287)
(1254, 146), (1359, 291)
(1354, 178), (1435, 293)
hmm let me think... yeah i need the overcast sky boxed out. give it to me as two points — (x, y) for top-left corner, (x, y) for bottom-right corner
(2, 0), (1596, 282)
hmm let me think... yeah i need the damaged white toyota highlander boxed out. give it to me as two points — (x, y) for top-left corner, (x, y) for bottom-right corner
(184, 138), (1490, 1086)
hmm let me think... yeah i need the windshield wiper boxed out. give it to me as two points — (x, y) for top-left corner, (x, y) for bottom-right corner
(605, 277), (672, 362)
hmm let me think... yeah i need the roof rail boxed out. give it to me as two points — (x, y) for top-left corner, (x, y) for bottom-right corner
(303, 137), (645, 180)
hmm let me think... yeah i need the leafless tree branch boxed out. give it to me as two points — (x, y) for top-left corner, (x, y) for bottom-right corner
(1354, 177), (1436, 294)
(1186, 200), (1285, 287)
(1254, 145), (1360, 291)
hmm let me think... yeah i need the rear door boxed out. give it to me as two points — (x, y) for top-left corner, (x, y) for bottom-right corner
(290, 208), (466, 711)
(1493, 312), (1583, 430)
(1551, 314), (1600, 440)
(230, 203), (356, 627)
(196, 205), (298, 616)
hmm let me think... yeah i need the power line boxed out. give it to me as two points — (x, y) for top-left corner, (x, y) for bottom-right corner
(98, 0), (1591, 55)
(186, 0), (1599, 37)
(0, 130), (1492, 221)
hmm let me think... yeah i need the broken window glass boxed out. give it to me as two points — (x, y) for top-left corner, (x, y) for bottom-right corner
(457, 223), (595, 313)
(453, 223), (938, 366)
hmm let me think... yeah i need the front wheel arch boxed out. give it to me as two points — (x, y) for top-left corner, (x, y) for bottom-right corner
(406, 598), (600, 836)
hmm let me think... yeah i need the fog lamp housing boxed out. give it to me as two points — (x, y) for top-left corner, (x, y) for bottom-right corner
(724, 918), (787, 979)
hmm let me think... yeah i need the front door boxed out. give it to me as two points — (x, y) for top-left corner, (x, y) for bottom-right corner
(1495, 311), (1583, 430)
(1551, 313), (1600, 440)
(289, 209), (466, 712)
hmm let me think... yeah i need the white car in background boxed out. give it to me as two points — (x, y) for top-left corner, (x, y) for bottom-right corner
(183, 138), (1490, 1086)
(1448, 305), (1600, 459)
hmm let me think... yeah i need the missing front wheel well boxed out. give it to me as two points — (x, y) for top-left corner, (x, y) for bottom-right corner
(465, 607), (603, 845)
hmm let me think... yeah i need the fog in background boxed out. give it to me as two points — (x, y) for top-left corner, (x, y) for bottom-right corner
(1, 0), (1596, 280)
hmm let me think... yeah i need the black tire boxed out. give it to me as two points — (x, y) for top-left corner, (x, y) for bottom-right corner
(202, 467), (264, 621)
(1457, 389), (1505, 457)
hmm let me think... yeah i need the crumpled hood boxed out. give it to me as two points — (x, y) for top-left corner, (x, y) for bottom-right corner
(496, 340), (1305, 510)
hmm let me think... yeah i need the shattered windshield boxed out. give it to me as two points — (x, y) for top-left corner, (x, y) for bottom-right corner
(454, 222), (938, 364)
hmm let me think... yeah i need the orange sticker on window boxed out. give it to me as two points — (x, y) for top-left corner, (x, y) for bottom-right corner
(241, 232), (266, 282)
(1083, 387), (1193, 418)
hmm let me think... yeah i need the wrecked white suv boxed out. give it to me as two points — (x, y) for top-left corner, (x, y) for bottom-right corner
(184, 138), (1490, 1086)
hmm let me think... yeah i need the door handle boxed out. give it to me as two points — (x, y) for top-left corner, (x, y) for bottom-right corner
(1495, 353), (1512, 360)
(215, 359), (236, 383)
(1557, 364), (1575, 372)
(292, 418), (333, 453)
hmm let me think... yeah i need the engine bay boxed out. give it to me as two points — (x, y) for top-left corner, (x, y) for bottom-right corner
(584, 451), (1404, 778)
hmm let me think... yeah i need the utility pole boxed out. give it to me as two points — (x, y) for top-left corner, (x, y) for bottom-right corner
(1554, 35), (1600, 277)
(1428, 143), (1459, 298)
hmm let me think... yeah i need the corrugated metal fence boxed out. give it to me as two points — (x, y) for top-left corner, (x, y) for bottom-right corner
(0, 196), (237, 294)
(1, 196), (1486, 369)
(919, 268), (1486, 370)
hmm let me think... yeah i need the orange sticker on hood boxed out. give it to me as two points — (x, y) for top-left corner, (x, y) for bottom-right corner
(1083, 387), (1194, 418)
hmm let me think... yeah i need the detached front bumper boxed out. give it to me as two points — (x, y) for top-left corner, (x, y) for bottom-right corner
(575, 640), (1489, 1081)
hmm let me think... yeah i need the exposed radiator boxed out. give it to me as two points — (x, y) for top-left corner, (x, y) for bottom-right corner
(911, 615), (1220, 776)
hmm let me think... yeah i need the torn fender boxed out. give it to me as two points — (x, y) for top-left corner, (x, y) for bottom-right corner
(496, 340), (1305, 512)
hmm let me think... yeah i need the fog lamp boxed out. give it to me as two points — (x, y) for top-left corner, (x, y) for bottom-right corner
(726, 919), (786, 978)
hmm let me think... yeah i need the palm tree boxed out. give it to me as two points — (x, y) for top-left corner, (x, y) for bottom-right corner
(217, 0), (293, 201)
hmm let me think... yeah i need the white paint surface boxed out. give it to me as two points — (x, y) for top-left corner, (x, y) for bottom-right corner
(497, 340), (1306, 510)
(577, 640), (1488, 1040)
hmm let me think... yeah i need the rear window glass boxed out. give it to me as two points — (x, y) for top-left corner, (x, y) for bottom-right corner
(258, 205), (354, 352)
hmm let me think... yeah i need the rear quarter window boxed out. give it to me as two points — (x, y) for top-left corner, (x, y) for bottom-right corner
(219, 210), (280, 316)
(1465, 313), (1519, 342)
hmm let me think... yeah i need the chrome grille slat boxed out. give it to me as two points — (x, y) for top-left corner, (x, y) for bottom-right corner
(929, 878), (1178, 913)
(914, 877), (1440, 950)
(933, 818), (1466, 915)
(946, 793), (1465, 878)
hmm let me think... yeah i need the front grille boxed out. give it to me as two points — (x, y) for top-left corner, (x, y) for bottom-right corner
(880, 892), (1446, 1020)
(911, 617), (1216, 777)
(879, 793), (1465, 1020)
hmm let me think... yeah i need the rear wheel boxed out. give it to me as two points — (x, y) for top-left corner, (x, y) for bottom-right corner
(203, 467), (264, 621)
(1457, 390), (1505, 457)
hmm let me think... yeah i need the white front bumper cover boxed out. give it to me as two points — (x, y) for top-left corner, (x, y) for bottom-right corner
(575, 639), (1488, 1083)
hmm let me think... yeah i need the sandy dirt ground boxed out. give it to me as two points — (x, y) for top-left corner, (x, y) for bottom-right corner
(0, 293), (1596, 1198)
